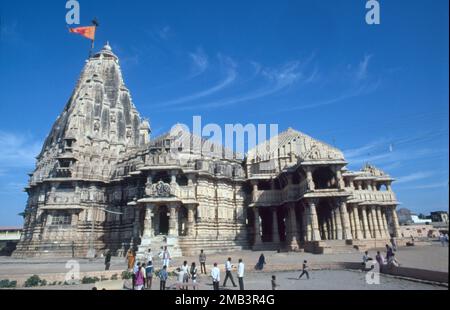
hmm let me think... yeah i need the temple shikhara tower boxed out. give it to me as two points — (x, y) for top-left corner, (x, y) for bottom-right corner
(14, 44), (401, 258)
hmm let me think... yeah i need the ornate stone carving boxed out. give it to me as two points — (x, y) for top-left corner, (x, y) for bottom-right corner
(146, 181), (172, 197)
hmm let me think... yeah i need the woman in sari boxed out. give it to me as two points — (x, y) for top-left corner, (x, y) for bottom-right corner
(126, 249), (136, 270)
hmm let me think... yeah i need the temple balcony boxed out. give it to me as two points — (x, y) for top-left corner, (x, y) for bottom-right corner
(45, 192), (81, 205)
(55, 167), (73, 178)
(141, 182), (197, 204)
(347, 189), (397, 205)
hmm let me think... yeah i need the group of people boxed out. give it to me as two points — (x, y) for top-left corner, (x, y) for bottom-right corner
(126, 247), (170, 290)
(210, 257), (244, 290)
(362, 243), (400, 271)
(124, 248), (278, 290)
(439, 233), (449, 246)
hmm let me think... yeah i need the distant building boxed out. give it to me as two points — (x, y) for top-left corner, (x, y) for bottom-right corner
(0, 227), (22, 256)
(430, 211), (449, 224)
(410, 214), (432, 224)
(397, 208), (413, 225)
(399, 224), (439, 239)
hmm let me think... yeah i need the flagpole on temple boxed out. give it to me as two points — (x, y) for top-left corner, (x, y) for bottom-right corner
(89, 39), (95, 59)
(89, 18), (99, 59)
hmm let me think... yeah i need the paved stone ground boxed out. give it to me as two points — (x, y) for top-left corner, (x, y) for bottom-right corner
(1, 242), (447, 276)
(0, 242), (447, 290)
(22, 270), (446, 290)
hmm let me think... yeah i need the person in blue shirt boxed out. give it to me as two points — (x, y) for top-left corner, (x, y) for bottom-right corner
(158, 265), (169, 290)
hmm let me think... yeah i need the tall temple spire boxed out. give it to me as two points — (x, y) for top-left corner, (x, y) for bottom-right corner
(30, 43), (149, 184)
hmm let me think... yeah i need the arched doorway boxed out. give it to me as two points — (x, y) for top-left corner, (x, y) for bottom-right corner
(159, 206), (169, 235)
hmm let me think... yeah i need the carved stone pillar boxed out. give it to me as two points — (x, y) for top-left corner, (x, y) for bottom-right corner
(334, 205), (343, 240)
(322, 220), (328, 240)
(303, 206), (311, 242)
(272, 208), (280, 243)
(329, 209), (335, 239)
(287, 203), (299, 249)
(361, 206), (371, 239)
(305, 166), (315, 191)
(187, 204), (196, 237)
(366, 206), (374, 237)
(133, 208), (141, 239)
(142, 204), (154, 238)
(386, 182), (392, 192)
(352, 205), (362, 240)
(168, 204), (178, 236)
(139, 204), (154, 247)
(382, 209), (390, 237)
(253, 207), (262, 245)
(375, 206), (386, 238)
(335, 168), (345, 190)
(187, 173), (195, 186)
(251, 181), (258, 202)
(390, 205), (400, 238)
(370, 206), (381, 239)
(348, 207), (355, 238)
(356, 181), (363, 190)
(308, 200), (321, 241)
(170, 170), (178, 186)
(326, 217), (332, 240)
(339, 200), (352, 240)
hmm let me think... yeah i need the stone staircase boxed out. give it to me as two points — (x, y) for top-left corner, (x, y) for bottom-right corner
(136, 235), (182, 261)
(304, 240), (361, 254)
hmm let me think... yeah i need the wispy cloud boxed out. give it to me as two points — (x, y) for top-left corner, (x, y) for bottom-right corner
(0, 20), (26, 46)
(355, 54), (372, 81)
(155, 54), (237, 108)
(0, 182), (26, 195)
(0, 131), (41, 170)
(395, 171), (436, 184)
(344, 131), (448, 169)
(199, 61), (303, 108)
(280, 54), (379, 112)
(397, 181), (448, 190)
(286, 80), (380, 112)
(189, 47), (209, 78)
(344, 138), (389, 159)
(157, 26), (172, 40)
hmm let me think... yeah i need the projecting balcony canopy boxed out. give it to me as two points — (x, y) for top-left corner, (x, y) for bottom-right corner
(127, 181), (198, 206)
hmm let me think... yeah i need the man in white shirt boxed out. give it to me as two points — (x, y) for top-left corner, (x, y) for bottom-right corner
(237, 258), (245, 290)
(223, 257), (237, 288)
(210, 262), (220, 290)
(145, 248), (153, 264)
(162, 246), (171, 268)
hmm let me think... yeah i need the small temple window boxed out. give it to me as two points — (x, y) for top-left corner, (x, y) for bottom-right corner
(51, 212), (71, 225)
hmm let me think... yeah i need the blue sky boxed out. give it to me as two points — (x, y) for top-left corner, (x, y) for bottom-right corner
(0, 0), (448, 226)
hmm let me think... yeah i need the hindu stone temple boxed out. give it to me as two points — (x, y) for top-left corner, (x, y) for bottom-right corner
(13, 44), (401, 258)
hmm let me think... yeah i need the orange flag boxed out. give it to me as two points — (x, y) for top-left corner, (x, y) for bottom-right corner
(69, 26), (96, 41)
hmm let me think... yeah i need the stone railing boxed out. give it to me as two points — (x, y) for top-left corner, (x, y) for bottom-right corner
(253, 190), (282, 204)
(46, 192), (81, 205)
(145, 153), (179, 166)
(175, 185), (197, 200)
(145, 182), (197, 201)
(252, 181), (310, 205)
(350, 190), (397, 203)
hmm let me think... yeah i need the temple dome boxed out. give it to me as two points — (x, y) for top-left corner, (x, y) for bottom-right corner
(93, 41), (118, 60)
(247, 127), (346, 169)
